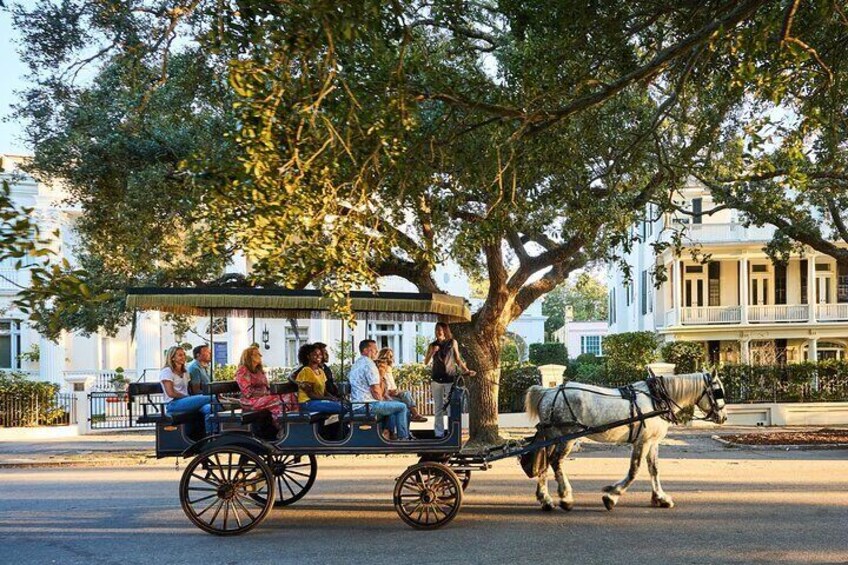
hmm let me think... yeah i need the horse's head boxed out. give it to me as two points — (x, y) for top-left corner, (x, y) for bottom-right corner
(695, 371), (727, 424)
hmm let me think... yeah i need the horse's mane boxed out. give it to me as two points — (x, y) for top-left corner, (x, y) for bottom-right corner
(661, 373), (704, 406)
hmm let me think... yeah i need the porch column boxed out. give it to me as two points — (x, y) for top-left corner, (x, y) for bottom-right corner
(229, 317), (251, 362)
(135, 311), (162, 381)
(673, 259), (682, 326)
(740, 338), (750, 364)
(39, 332), (66, 387)
(808, 254), (817, 323)
(740, 257), (749, 324)
(808, 337), (818, 362)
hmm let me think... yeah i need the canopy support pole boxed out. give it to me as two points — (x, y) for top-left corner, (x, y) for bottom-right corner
(209, 309), (214, 381)
(251, 310), (256, 345)
(339, 320), (345, 378)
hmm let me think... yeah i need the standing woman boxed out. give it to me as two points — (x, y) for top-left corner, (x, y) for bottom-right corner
(235, 346), (286, 437)
(424, 322), (475, 438)
(160, 346), (214, 433)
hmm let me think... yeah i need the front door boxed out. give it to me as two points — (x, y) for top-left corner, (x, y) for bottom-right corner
(750, 270), (769, 306)
(816, 273), (832, 304)
(684, 268), (707, 307)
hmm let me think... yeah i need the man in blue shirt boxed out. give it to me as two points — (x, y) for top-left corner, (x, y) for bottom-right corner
(187, 344), (211, 395)
(348, 339), (410, 440)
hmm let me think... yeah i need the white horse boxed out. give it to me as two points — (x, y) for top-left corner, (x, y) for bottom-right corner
(524, 372), (727, 512)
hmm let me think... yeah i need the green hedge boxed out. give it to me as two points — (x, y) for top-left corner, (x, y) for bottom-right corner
(529, 343), (568, 366)
(661, 342), (705, 373)
(719, 361), (848, 403)
(499, 364), (541, 413)
(603, 331), (659, 377)
(0, 372), (66, 427)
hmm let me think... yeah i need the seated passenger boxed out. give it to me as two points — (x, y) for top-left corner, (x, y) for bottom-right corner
(314, 342), (340, 397)
(295, 343), (344, 414)
(160, 345), (215, 433)
(235, 346), (286, 438)
(187, 344), (211, 395)
(376, 348), (428, 423)
(348, 339), (410, 440)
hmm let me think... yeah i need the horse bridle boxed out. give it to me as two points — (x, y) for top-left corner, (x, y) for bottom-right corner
(694, 371), (726, 423)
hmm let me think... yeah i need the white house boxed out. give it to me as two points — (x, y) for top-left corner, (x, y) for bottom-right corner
(608, 178), (848, 365)
(1, 154), (548, 389)
(553, 320), (607, 358)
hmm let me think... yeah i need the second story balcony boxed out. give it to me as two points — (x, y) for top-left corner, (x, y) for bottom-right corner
(660, 220), (777, 245)
(658, 253), (848, 329)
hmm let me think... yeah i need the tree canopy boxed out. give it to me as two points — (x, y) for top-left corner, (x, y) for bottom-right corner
(543, 272), (609, 337)
(8, 0), (847, 443)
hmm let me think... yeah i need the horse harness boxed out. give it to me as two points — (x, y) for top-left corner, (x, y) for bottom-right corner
(536, 376), (679, 443)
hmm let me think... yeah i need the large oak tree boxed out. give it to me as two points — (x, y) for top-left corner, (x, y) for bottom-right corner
(9, 0), (844, 444)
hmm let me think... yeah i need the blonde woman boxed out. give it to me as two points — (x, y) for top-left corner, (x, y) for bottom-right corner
(376, 348), (428, 423)
(235, 346), (285, 434)
(159, 345), (214, 433)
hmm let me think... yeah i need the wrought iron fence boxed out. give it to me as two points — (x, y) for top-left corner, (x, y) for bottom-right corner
(89, 391), (167, 430)
(0, 391), (77, 427)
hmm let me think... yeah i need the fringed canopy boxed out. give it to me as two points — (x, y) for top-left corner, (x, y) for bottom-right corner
(125, 287), (472, 323)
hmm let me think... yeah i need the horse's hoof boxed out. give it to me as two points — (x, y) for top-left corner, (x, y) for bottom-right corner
(542, 502), (554, 512)
(651, 495), (674, 509)
(560, 500), (574, 512)
(602, 495), (616, 511)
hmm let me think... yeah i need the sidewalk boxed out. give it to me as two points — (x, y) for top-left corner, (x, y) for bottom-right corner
(0, 431), (159, 467)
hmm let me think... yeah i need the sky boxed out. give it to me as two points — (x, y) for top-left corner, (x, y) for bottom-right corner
(0, 8), (29, 155)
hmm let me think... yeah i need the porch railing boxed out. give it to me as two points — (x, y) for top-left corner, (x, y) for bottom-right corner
(681, 306), (741, 325)
(748, 304), (809, 323)
(63, 370), (138, 391)
(816, 303), (848, 322)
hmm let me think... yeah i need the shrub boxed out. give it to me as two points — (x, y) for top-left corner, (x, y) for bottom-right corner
(717, 361), (848, 403)
(0, 372), (65, 426)
(603, 331), (659, 379)
(394, 363), (430, 387)
(529, 343), (568, 366)
(498, 364), (541, 413)
(660, 342), (705, 373)
(211, 364), (237, 382)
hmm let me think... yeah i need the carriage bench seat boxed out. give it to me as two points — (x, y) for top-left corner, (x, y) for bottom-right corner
(136, 411), (199, 426)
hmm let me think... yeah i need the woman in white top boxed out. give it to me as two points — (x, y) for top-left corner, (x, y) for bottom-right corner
(376, 348), (427, 423)
(160, 345), (214, 433)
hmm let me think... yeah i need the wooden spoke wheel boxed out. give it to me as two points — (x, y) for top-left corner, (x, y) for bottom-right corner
(454, 469), (472, 491)
(180, 446), (275, 536)
(251, 454), (317, 507)
(394, 462), (463, 530)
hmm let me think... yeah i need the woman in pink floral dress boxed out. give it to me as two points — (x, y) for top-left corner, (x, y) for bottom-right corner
(235, 346), (294, 435)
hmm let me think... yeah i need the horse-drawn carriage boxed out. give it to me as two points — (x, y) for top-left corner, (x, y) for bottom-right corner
(126, 287), (728, 535)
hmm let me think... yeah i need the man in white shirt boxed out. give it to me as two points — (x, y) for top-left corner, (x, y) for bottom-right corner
(348, 339), (410, 439)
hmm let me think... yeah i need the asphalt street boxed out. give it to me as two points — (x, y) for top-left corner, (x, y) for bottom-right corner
(1, 434), (846, 565)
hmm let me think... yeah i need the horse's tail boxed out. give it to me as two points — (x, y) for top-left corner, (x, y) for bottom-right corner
(525, 386), (547, 421)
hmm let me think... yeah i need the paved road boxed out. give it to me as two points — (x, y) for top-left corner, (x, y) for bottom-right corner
(1, 434), (846, 564)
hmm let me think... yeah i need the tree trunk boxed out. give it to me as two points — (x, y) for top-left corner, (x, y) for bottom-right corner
(452, 322), (505, 446)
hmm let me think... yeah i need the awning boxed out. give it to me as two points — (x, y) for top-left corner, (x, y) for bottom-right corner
(125, 287), (471, 323)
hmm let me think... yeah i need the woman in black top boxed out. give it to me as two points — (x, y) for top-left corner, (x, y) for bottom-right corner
(424, 322), (475, 437)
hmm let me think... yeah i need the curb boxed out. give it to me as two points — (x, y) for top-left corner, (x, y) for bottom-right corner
(711, 434), (848, 451)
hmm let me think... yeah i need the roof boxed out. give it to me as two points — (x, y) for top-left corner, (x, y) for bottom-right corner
(125, 287), (471, 323)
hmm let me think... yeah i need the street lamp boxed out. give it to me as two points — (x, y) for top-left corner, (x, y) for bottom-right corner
(262, 325), (270, 350)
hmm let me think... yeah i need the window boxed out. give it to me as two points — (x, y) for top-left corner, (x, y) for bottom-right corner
(801, 260), (808, 304)
(608, 289), (616, 324)
(368, 323), (404, 363)
(685, 265), (704, 273)
(0, 320), (21, 370)
(751, 264), (768, 273)
(641, 270), (649, 315)
(625, 282), (633, 307)
(775, 264), (787, 305)
(839, 263), (848, 303)
(581, 335), (603, 356)
(708, 262), (721, 306)
(285, 325), (309, 366)
(692, 198), (702, 224)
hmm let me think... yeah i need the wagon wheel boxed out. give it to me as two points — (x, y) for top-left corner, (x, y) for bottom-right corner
(394, 462), (463, 530)
(251, 454), (317, 507)
(179, 446), (275, 536)
(454, 469), (472, 491)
